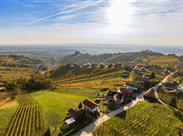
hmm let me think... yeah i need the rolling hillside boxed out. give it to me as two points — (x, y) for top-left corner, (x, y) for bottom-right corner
(58, 50), (163, 64)
(0, 55), (47, 81)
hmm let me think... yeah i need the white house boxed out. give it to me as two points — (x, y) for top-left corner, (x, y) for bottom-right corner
(83, 99), (99, 113)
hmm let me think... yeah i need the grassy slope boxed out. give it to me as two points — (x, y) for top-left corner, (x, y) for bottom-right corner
(95, 102), (182, 136)
(148, 56), (179, 66)
(0, 100), (18, 136)
(31, 89), (98, 127)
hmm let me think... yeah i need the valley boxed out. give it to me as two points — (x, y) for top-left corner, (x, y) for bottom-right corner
(0, 50), (183, 136)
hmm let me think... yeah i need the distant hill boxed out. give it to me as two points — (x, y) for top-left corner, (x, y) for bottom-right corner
(58, 50), (163, 64)
(0, 55), (44, 68)
(0, 55), (48, 81)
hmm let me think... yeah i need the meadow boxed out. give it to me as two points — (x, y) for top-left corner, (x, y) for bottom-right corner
(31, 89), (99, 127)
(95, 102), (183, 136)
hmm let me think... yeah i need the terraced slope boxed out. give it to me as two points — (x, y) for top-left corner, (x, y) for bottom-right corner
(5, 95), (45, 136)
(95, 103), (183, 136)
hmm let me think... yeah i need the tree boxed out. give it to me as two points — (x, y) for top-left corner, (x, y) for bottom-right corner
(151, 72), (155, 79)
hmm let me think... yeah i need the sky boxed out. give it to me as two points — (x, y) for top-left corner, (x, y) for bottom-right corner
(0, 0), (183, 45)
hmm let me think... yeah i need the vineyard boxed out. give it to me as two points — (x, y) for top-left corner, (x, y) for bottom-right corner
(95, 103), (183, 136)
(157, 89), (183, 111)
(5, 94), (45, 136)
(55, 69), (134, 89)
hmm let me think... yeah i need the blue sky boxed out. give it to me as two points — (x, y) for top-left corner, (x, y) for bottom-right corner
(0, 0), (183, 45)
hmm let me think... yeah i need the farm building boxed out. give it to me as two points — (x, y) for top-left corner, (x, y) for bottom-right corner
(124, 82), (139, 91)
(83, 99), (100, 114)
(121, 71), (129, 78)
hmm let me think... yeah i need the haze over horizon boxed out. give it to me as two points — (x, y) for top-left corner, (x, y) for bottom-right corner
(1, 0), (183, 45)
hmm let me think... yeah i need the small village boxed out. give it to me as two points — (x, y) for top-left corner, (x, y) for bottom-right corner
(59, 63), (183, 135)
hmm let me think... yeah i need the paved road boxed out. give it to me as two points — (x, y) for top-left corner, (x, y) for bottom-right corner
(73, 73), (174, 136)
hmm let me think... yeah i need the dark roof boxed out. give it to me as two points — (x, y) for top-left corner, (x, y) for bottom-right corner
(116, 93), (124, 99)
(126, 82), (138, 88)
(163, 82), (178, 89)
(107, 90), (117, 96)
(68, 108), (78, 120)
(83, 99), (97, 109)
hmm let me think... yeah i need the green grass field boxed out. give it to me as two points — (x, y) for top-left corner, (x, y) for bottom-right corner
(31, 89), (99, 127)
(95, 102), (183, 136)
(0, 100), (18, 136)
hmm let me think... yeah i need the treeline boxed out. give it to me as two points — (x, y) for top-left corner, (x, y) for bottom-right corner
(3, 74), (54, 93)
(16, 74), (54, 92)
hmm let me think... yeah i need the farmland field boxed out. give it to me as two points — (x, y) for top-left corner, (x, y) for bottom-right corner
(31, 89), (99, 127)
(0, 66), (33, 81)
(157, 89), (183, 112)
(95, 102), (183, 136)
(0, 100), (18, 136)
(147, 56), (179, 66)
(5, 94), (45, 136)
(55, 68), (134, 89)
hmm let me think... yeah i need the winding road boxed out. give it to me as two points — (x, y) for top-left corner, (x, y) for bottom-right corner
(73, 72), (174, 136)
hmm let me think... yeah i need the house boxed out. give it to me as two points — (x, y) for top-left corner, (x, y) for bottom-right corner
(122, 71), (129, 78)
(65, 105), (85, 125)
(107, 90), (117, 101)
(144, 88), (156, 101)
(83, 63), (93, 69)
(0, 82), (6, 92)
(124, 65), (133, 71)
(108, 64), (114, 68)
(68, 108), (78, 120)
(163, 67), (171, 74)
(124, 82), (139, 91)
(163, 82), (178, 90)
(66, 64), (80, 69)
(143, 74), (151, 79)
(106, 90), (124, 104)
(119, 87), (133, 96)
(114, 63), (122, 69)
(113, 93), (124, 104)
(98, 63), (106, 69)
(133, 66), (146, 72)
(83, 99), (100, 113)
(65, 108), (78, 125)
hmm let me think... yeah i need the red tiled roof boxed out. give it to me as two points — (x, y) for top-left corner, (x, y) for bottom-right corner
(145, 88), (155, 97)
(120, 88), (133, 95)
(83, 99), (97, 109)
